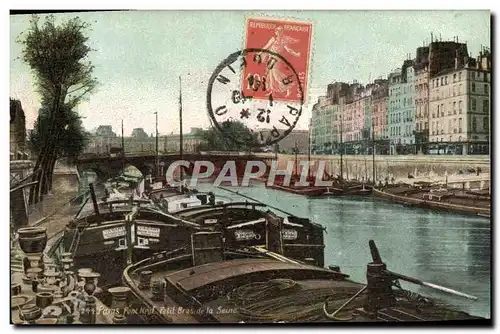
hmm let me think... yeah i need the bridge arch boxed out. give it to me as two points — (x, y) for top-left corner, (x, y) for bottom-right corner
(78, 166), (106, 183)
(123, 163), (156, 180)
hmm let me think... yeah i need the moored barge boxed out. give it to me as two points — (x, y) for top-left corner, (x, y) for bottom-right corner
(373, 183), (490, 218)
(121, 239), (484, 324)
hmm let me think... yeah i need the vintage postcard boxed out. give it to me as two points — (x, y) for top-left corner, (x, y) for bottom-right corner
(9, 10), (491, 326)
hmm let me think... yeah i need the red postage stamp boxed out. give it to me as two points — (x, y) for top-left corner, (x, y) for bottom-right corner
(243, 17), (313, 103)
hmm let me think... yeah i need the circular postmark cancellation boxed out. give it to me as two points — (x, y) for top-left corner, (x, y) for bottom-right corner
(206, 48), (304, 148)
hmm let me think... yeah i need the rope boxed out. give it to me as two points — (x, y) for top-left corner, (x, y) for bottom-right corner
(226, 279), (363, 322)
(392, 280), (433, 309)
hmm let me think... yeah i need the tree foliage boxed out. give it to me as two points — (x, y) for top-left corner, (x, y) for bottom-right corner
(18, 15), (97, 108)
(18, 14), (97, 203)
(198, 121), (260, 152)
(28, 104), (89, 163)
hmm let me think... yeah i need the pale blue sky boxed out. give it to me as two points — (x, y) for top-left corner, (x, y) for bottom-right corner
(10, 10), (490, 135)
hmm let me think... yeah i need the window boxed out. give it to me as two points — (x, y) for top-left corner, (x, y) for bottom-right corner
(459, 118), (462, 130)
(445, 76), (448, 85)
(138, 237), (148, 246)
(436, 79), (439, 87)
(441, 78), (444, 85)
(472, 82), (476, 92)
(483, 117), (489, 130)
(471, 71), (475, 80)
(471, 98), (476, 111)
(118, 238), (127, 248)
(483, 100), (489, 113)
(440, 104), (444, 117)
(448, 119), (452, 133)
(453, 86), (456, 96)
(453, 101), (456, 114)
(459, 100), (463, 113)
(453, 73), (457, 81)
(484, 84), (488, 94)
(472, 117), (477, 132)
(458, 72), (462, 81)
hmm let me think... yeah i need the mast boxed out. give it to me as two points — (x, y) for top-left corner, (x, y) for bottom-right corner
(372, 123), (376, 184)
(121, 119), (125, 175)
(154, 111), (160, 176)
(179, 76), (184, 182)
(155, 112), (159, 177)
(294, 141), (299, 178)
(339, 116), (343, 180)
(307, 128), (311, 178)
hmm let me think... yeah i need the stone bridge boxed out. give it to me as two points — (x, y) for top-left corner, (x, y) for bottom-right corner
(75, 151), (276, 181)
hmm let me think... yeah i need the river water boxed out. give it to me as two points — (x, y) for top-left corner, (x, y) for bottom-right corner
(196, 182), (491, 319)
(82, 168), (491, 318)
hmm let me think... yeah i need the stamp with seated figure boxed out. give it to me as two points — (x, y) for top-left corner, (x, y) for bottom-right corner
(243, 17), (313, 103)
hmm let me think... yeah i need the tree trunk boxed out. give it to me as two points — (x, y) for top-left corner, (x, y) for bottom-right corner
(39, 150), (52, 197)
(29, 87), (63, 205)
(28, 153), (43, 205)
(47, 156), (57, 192)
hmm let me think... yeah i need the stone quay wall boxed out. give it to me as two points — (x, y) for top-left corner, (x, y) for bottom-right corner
(273, 154), (490, 182)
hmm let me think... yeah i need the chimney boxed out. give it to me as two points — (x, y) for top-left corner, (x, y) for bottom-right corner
(455, 49), (459, 70)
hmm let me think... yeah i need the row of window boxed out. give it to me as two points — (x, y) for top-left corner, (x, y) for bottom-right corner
(432, 98), (489, 118)
(415, 122), (429, 132)
(432, 71), (490, 89)
(390, 85), (415, 96)
(372, 116), (388, 127)
(389, 125), (414, 138)
(389, 111), (414, 124)
(430, 116), (488, 135)
(389, 97), (413, 107)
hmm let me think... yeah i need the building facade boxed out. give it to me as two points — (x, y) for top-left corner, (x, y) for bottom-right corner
(428, 49), (491, 154)
(311, 95), (338, 154)
(414, 46), (430, 154)
(10, 99), (27, 160)
(131, 128), (149, 139)
(388, 61), (416, 155)
(370, 79), (389, 154)
(95, 125), (116, 137)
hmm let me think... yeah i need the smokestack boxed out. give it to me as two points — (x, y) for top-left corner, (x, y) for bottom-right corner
(431, 32), (433, 42)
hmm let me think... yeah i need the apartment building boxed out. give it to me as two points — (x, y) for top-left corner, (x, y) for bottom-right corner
(428, 49), (491, 154)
